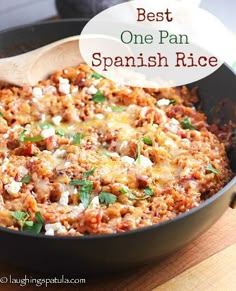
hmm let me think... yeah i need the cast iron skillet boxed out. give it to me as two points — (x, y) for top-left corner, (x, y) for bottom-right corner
(0, 20), (235, 275)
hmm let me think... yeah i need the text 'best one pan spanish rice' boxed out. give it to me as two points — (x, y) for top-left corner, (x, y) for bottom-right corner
(0, 64), (234, 236)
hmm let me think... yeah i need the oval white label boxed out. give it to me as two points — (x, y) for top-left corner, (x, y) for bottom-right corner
(79, 0), (232, 88)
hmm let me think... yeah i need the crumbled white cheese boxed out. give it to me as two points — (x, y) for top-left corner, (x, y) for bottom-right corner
(166, 118), (180, 134)
(58, 77), (70, 95)
(52, 115), (62, 125)
(59, 83), (70, 95)
(68, 204), (85, 219)
(135, 155), (153, 168)
(119, 141), (128, 151)
(41, 114), (46, 122)
(164, 138), (178, 150)
(171, 118), (179, 125)
(121, 156), (135, 165)
(128, 104), (138, 110)
(45, 228), (54, 236)
(95, 114), (104, 120)
(155, 108), (168, 124)
(93, 79), (100, 86)
(71, 86), (78, 93)
(10, 124), (21, 132)
(42, 150), (51, 154)
(107, 122), (114, 128)
(4, 181), (22, 196)
(181, 138), (191, 147)
(25, 124), (31, 131)
(45, 222), (66, 236)
(108, 152), (120, 158)
(104, 107), (112, 113)
(59, 191), (70, 206)
(68, 228), (76, 234)
(140, 107), (148, 118)
(17, 166), (28, 178)
(90, 196), (100, 207)
(86, 85), (98, 95)
(1, 158), (9, 172)
(32, 87), (43, 99)
(41, 127), (55, 139)
(43, 85), (56, 94)
(53, 149), (66, 159)
(64, 161), (71, 168)
(157, 98), (170, 106)
(59, 77), (69, 84)
(2, 133), (9, 139)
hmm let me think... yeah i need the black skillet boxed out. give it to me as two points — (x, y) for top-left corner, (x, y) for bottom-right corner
(0, 20), (235, 275)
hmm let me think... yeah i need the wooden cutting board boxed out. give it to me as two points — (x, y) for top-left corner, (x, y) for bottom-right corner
(0, 208), (235, 291)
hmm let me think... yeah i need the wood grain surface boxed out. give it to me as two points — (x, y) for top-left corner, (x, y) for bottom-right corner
(155, 244), (236, 291)
(0, 208), (235, 291)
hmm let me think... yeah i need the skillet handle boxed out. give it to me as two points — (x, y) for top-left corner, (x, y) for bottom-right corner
(230, 192), (236, 209)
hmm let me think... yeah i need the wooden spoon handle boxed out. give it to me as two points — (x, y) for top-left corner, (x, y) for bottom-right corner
(0, 35), (82, 86)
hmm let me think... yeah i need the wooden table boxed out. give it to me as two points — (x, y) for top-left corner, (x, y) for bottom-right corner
(0, 208), (235, 291)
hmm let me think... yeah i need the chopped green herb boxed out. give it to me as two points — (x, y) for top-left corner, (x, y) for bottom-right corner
(136, 137), (152, 165)
(56, 129), (65, 136)
(79, 181), (93, 208)
(83, 168), (96, 178)
(91, 72), (102, 79)
(169, 100), (177, 105)
(0, 112), (4, 118)
(112, 106), (127, 112)
(21, 175), (31, 184)
(20, 129), (43, 142)
(24, 211), (44, 234)
(92, 90), (106, 103)
(25, 222), (42, 234)
(99, 192), (117, 205)
(25, 221), (34, 227)
(128, 191), (143, 200)
(10, 211), (30, 231)
(70, 179), (93, 208)
(144, 186), (154, 196)
(181, 117), (196, 130)
(69, 180), (87, 186)
(10, 211), (44, 233)
(119, 188), (147, 200)
(71, 133), (84, 145)
(119, 188), (128, 194)
(206, 163), (220, 174)
(35, 211), (44, 224)
(23, 136), (43, 142)
(10, 211), (28, 222)
(136, 137), (153, 165)
(19, 130), (27, 142)
(39, 122), (53, 129)
(142, 137), (153, 146)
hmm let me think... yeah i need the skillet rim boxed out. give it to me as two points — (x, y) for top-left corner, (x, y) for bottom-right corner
(0, 19), (235, 240)
(0, 19), (90, 35)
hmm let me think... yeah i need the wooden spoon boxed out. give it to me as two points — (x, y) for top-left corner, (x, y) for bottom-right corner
(0, 35), (83, 86)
